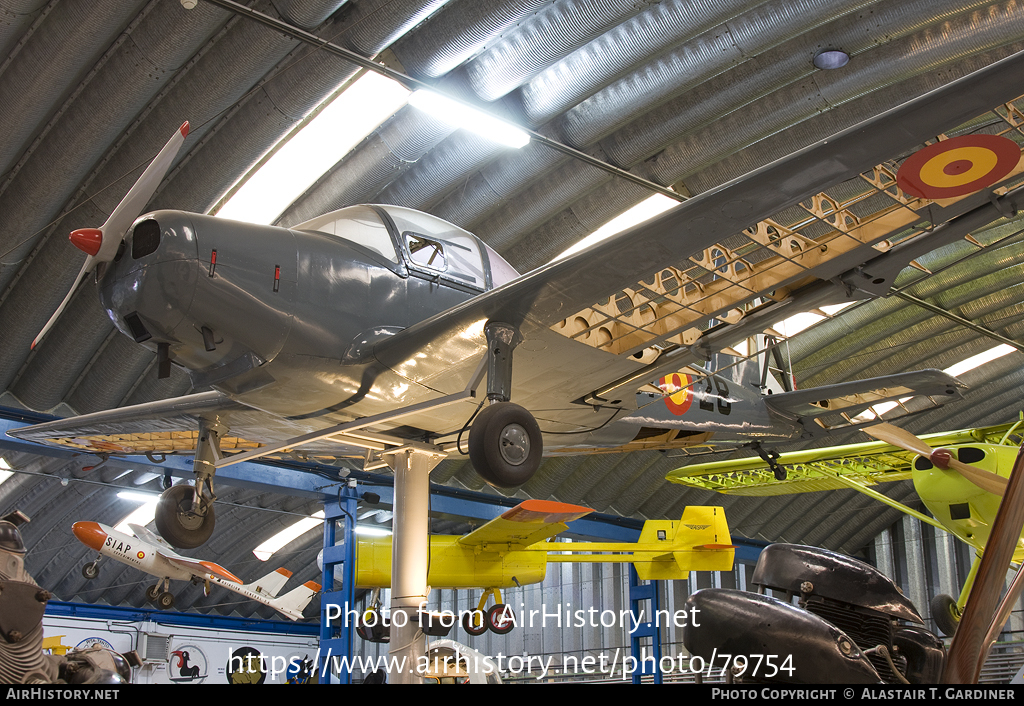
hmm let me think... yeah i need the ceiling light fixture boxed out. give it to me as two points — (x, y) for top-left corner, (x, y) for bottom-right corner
(408, 89), (530, 149)
(813, 49), (850, 70)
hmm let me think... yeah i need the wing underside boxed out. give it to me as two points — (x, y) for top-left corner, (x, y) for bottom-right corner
(666, 424), (1019, 496)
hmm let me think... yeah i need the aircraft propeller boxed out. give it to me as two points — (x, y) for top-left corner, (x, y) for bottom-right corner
(863, 422), (1008, 496)
(32, 122), (190, 349)
(941, 443), (1024, 682)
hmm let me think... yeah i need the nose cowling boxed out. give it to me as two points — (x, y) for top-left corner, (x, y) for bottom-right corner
(72, 521), (107, 551)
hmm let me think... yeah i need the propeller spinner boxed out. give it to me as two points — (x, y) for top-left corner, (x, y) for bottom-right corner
(32, 121), (190, 349)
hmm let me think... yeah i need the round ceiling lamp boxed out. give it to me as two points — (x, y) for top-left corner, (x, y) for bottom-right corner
(813, 49), (850, 70)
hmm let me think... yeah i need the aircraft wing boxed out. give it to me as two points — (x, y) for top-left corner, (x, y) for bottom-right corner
(158, 551), (244, 584)
(374, 50), (1024, 413)
(665, 423), (1020, 496)
(5, 390), (370, 461)
(128, 523), (175, 549)
(457, 499), (593, 549)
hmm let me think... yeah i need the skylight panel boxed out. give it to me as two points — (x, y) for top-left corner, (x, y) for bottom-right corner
(253, 510), (326, 562)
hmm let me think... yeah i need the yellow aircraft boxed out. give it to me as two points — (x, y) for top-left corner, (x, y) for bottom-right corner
(665, 420), (1023, 636)
(352, 499), (733, 637)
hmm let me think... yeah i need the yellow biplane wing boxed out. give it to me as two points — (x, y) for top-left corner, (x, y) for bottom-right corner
(666, 423), (1021, 497)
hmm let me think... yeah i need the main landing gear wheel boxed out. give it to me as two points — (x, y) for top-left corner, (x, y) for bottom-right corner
(931, 593), (962, 636)
(145, 585), (161, 602)
(155, 484), (215, 549)
(81, 562), (99, 580)
(468, 402), (543, 488)
(157, 592), (175, 610)
(486, 604), (516, 635)
(462, 610), (489, 637)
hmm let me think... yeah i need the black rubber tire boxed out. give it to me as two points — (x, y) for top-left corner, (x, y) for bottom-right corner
(157, 591), (175, 610)
(486, 603), (516, 635)
(81, 562), (99, 580)
(145, 585), (161, 602)
(155, 484), (215, 549)
(468, 402), (543, 487)
(931, 593), (961, 637)
(462, 609), (488, 637)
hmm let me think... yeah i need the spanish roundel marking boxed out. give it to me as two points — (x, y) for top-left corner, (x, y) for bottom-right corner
(897, 133), (1020, 199)
(137, 551), (145, 559)
(658, 373), (693, 416)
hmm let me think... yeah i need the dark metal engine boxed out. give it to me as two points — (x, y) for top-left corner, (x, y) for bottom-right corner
(683, 543), (945, 684)
(0, 511), (133, 684)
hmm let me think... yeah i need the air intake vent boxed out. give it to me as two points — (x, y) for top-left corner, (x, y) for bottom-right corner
(131, 220), (160, 259)
(139, 633), (171, 662)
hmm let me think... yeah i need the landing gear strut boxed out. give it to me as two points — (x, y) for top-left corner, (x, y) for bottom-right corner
(155, 419), (224, 549)
(467, 322), (543, 487)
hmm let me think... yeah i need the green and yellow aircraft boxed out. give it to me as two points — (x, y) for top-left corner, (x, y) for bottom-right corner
(666, 420), (1023, 636)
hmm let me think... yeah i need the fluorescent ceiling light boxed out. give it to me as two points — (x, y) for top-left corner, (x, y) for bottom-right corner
(114, 500), (158, 534)
(253, 510), (326, 562)
(943, 344), (1016, 378)
(553, 194), (678, 261)
(117, 491), (159, 503)
(355, 526), (392, 537)
(408, 89), (529, 149)
(217, 72), (411, 225)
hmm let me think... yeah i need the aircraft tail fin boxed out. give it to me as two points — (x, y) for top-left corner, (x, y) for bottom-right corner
(268, 580), (321, 621)
(632, 506), (734, 580)
(242, 567), (293, 599)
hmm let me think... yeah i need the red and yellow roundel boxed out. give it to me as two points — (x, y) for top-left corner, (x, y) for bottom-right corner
(137, 551), (145, 559)
(897, 134), (1020, 199)
(658, 373), (694, 416)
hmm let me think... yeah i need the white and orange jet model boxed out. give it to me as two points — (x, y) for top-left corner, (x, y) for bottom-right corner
(72, 521), (319, 620)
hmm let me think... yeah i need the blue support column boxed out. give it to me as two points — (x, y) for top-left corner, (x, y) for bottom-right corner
(629, 566), (662, 684)
(318, 482), (359, 684)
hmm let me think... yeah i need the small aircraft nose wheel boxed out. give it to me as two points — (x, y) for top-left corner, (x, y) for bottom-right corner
(468, 402), (543, 487)
(81, 562), (99, 580)
(155, 484), (216, 549)
(930, 593), (962, 637)
(462, 609), (488, 637)
(485, 603), (516, 635)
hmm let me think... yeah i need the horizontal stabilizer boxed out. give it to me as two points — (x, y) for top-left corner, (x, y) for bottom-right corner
(764, 369), (964, 436)
(243, 567), (293, 598)
(458, 500), (592, 549)
(269, 580), (321, 621)
(633, 506), (734, 580)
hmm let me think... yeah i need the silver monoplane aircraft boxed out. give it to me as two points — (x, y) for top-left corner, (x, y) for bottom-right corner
(11, 50), (1024, 550)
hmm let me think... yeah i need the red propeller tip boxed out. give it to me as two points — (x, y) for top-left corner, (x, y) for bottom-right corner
(930, 448), (953, 470)
(69, 228), (103, 256)
(179, 121), (189, 138)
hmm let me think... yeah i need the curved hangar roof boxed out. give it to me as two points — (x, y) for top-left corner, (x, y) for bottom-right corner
(2, 0), (1024, 619)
